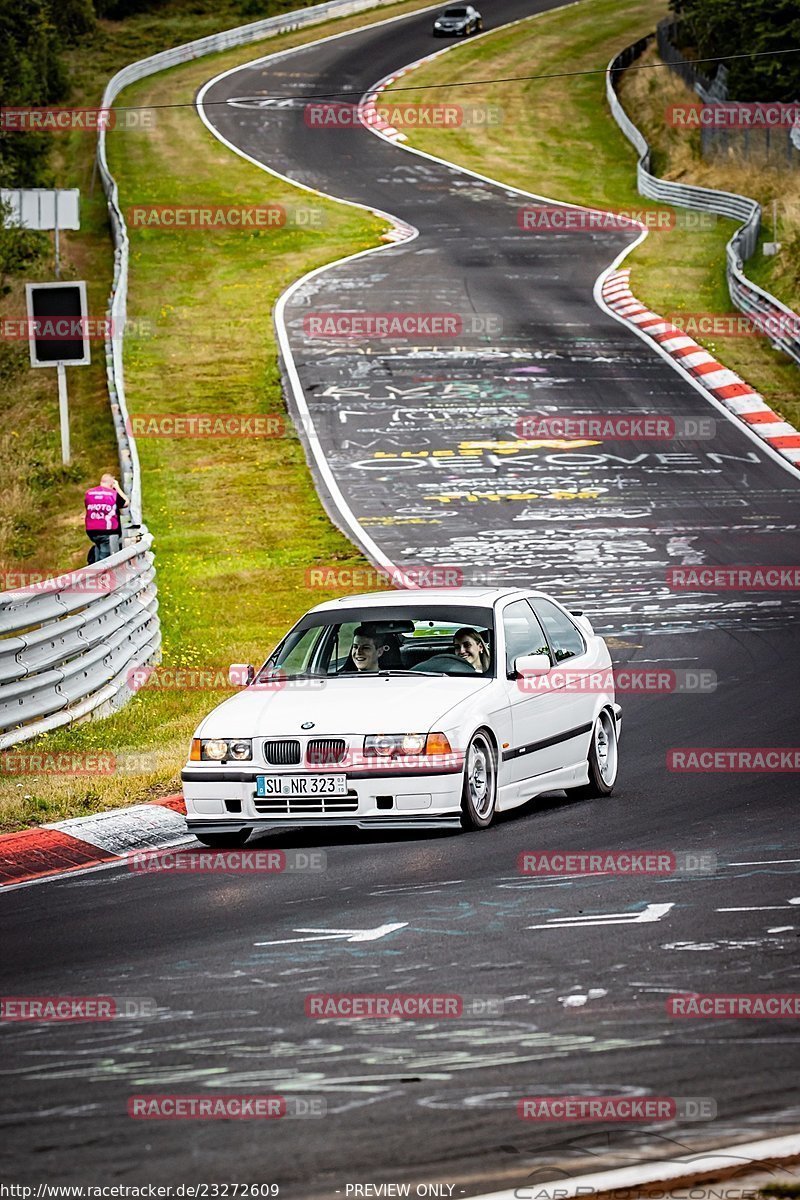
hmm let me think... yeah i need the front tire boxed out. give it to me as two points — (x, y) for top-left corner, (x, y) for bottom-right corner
(570, 710), (618, 798)
(194, 829), (252, 848)
(460, 731), (497, 830)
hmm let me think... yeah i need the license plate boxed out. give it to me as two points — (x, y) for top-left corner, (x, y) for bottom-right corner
(256, 774), (347, 797)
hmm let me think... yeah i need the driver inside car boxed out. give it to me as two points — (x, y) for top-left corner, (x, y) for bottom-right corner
(348, 624), (402, 672)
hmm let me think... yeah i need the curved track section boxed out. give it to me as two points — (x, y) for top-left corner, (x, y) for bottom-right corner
(199, 1), (800, 637)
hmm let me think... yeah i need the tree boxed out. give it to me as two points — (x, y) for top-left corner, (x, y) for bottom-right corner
(0, 0), (67, 187)
(669, 0), (800, 100)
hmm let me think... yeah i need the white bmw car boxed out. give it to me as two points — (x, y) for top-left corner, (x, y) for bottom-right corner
(182, 588), (621, 846)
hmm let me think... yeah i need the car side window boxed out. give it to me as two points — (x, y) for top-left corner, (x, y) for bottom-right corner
(530, 598), (585, 662)
(502, 600), (550, 677)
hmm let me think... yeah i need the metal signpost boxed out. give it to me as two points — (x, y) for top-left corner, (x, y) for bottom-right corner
(25, 280), (91, 466)
(1, 188), (80, 277)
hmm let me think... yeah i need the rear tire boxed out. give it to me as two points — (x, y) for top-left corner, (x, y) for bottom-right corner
(194, 829), (252, 848)
(460, 731), (497, 830)
(570, 710), (618, 798)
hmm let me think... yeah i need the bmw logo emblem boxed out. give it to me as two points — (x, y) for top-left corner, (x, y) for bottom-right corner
(301, 721), (315, 730)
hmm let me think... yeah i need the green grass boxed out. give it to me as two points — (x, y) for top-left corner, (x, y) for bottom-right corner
(383, 0), (800, 426)
(0, 0), (441, 832)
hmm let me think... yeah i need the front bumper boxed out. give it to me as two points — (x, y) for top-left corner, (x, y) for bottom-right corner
(181, 764), (464, 833)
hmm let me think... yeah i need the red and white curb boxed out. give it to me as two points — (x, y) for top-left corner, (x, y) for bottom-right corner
(469, 1131), (800, 1200)
(603, 268), (800, 469)
(0, 794), (187, 888)
(358, 52), (446, 143)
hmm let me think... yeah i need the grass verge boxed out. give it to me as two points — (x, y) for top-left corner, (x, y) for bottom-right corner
(0, 0), (438, 832)
(383, 0), (800, 427)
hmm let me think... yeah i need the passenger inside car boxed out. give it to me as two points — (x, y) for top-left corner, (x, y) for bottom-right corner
(453, 627), (491, 673)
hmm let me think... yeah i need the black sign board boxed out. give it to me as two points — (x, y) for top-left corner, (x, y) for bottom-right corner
(25, 281), (90, 366)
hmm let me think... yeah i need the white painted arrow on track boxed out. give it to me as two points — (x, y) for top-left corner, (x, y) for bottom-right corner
(527, 903), (674, 930)
(255, 922), (408, 946)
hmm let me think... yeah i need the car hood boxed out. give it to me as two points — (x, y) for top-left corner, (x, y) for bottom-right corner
(196, 675), (492, 738)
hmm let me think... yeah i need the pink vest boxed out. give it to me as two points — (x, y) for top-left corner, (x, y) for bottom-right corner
(85, 486), (119, 532)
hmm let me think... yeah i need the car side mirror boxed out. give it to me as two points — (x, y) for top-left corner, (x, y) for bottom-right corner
(514, 653), (551, 678)
(229, 663), (254, 687)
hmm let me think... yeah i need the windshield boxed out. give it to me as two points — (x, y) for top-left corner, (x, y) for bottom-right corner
(443, 7), (469, 14)
(257, 605), (495, 680)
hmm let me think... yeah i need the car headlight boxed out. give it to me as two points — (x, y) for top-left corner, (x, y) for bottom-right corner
(190, 738), (252, 762)
(363, 732), (451, 757)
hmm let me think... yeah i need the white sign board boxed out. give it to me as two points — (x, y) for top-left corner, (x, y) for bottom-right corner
(0, 189), (80, 231)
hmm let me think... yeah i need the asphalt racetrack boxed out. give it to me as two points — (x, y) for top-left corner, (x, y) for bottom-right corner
(2, 0), (799, 1193)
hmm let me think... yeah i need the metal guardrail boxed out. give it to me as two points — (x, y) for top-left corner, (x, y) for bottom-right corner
(1, 0), (403, 749)
(0, 537), (160, 748)
(607, 38), (800, 367)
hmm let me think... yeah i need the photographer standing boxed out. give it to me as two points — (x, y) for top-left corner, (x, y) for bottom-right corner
(84, 473), (129, 563)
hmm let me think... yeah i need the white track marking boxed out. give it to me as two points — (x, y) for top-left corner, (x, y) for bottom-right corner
(527, 902), (674, 929)
(255, 921), (408, 945)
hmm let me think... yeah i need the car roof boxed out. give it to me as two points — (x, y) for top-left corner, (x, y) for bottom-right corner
(308, 586), (541, 613)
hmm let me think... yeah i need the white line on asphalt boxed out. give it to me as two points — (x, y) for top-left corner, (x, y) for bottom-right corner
(727, 858), (800, 865)
(718, 899), (800, 911)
